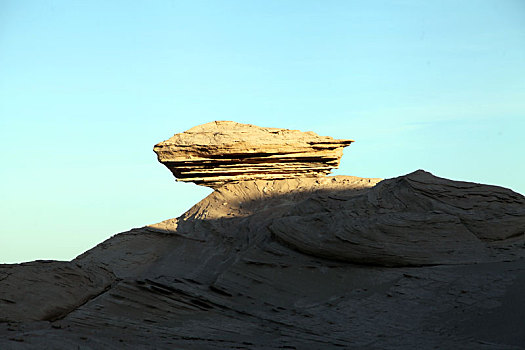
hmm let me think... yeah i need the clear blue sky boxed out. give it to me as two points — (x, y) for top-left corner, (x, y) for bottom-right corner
(1, 0), (524, 263)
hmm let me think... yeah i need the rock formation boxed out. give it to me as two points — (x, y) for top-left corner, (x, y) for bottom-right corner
(269, 170), (525, 266)
(2, 122), (525, 349)
(153, 121), (353, 188)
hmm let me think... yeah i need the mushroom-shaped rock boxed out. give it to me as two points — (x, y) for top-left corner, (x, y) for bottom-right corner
(154, 121), (354, 188)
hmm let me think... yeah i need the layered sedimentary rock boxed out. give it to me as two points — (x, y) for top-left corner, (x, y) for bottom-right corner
(2, 121), (525, 349)
(153, 121), (354, 188)
(0, 261), (114, 322)
(2, 171), (525, 349)
(269, 170), (525, 266)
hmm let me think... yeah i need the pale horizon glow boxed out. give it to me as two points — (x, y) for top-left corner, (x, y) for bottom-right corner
(1, 0), (524, 263)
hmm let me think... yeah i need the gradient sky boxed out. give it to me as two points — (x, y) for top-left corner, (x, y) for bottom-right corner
(1, 0), (524, 263)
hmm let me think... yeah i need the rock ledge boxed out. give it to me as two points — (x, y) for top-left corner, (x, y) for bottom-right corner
(153, 121), (353, 188)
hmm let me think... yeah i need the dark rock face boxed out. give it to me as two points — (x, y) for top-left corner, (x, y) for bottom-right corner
(1, 171), (525, 349)
(0, 261), (114, 322)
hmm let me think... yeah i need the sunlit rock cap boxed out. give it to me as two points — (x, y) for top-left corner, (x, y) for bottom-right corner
(154, 121), (354, 188)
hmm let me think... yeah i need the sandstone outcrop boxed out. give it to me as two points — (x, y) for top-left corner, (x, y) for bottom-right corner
(2, 122), (525, 349)
(269, 170), (525, 266)
(153, 121), (354, 188)
(0, 261), (114, 322)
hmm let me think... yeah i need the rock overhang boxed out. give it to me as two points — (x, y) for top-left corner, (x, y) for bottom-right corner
(154, 121), (354, 188)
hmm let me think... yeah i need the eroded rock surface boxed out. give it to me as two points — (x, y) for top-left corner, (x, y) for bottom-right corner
(2, 171), (524, 349)
(153, 121), (353, 188)
(270, 170), (525, 266)
(1, 171), (525, 349)
(0, 261), (114, 322)
(2, 121), (525, 349)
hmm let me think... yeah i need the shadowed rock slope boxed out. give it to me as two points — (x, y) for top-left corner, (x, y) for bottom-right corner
(1, 171), (525, 349)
